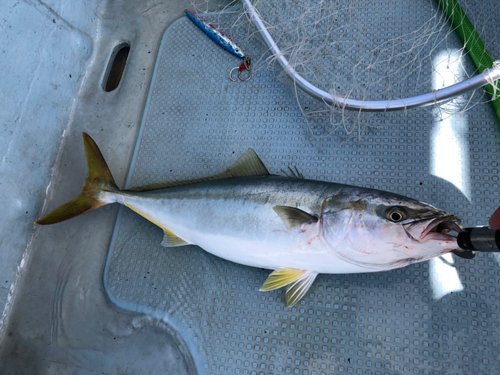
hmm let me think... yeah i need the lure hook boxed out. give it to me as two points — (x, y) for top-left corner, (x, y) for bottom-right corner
(230, 56), (252, 82)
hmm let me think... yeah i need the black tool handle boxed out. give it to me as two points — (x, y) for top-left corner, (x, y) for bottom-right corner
(457, 227), (500, 252)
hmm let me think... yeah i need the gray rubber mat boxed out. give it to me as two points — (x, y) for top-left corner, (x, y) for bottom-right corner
(104, 4), (500, 374)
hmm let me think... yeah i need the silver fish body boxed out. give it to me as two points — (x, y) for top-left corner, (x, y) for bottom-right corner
(37, 134), (461, 306)
(111, 175), (457, 274)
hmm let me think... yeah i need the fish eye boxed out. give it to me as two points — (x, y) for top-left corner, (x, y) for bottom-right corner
(386, 207), (406, 222)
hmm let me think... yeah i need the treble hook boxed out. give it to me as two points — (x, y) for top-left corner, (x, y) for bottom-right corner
(230, 56), (252, 82)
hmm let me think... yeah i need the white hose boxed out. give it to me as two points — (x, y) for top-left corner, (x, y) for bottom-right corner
(241, 0), (500, 112)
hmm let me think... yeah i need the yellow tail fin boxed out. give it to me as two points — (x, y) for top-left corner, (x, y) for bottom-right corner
(35, 133), (118, 225)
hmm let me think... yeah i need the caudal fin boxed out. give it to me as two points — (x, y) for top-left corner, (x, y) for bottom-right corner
(35, 133), (119, 225)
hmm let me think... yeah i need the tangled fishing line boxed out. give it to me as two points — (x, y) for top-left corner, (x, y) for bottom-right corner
(192, 0), (500, 137)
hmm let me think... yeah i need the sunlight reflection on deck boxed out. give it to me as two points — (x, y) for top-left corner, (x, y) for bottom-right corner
(429, 49), (469, 299)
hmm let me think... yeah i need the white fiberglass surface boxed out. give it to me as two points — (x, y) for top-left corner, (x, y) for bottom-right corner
(0, 1), (202, 374)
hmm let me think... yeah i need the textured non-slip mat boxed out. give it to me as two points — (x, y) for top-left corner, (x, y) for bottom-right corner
(104, 5), (500, 374)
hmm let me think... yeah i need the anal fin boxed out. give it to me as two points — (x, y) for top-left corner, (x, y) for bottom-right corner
(161, 229), (191, 247)
(260, 268), (318, 307)
(123, 199), (191, 248)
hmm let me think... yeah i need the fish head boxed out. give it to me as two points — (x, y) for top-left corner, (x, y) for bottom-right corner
(320, 190), (462, 271)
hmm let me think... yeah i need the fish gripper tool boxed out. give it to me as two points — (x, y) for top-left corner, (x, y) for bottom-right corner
(453, 227), (500, 259)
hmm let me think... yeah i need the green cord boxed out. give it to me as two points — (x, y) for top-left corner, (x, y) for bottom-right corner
(435, 0), (500, 124)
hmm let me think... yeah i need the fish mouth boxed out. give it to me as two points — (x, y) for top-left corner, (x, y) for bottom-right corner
(403, 215), (463, 242)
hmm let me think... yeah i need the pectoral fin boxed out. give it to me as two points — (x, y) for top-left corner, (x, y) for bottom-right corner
(273, 206), (318, 231)
(161, 229), (191, 247)
(260, 268), (318, 306)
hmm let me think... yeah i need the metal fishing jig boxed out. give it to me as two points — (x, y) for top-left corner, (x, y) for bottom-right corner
(185, 10), (251, 81)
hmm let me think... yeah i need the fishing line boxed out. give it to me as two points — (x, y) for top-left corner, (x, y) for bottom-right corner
(434, 0), (500, 124)
(215, 0), (500, 136)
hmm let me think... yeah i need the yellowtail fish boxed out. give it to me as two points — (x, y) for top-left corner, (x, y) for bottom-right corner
(36, 133), (462, 306)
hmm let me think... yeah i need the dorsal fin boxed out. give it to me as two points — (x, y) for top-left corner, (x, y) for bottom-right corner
(225, 148), (269, 177)
(129, 149), (269, 192)
(280, 166), (304, 179)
